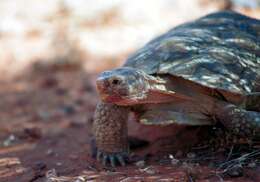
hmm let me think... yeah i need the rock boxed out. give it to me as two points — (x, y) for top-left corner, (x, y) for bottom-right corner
(226, 165), (244, 177)
(46, 169), (58, 182)
(187, 152), (196, 159)
(46, 149), (54, 156)
(140, 166), (157, 175)
(248, 162), (257, 168)
(74, 176), (85, 182)
(119, 177), (144, 182)
(3, 134), (16, 147)
(135, 160), (145, 168)
(56, 162), (62, 166)
(169, 155), (180, 166)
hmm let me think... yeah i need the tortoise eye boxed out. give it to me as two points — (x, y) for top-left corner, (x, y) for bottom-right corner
(111, 78), (121, 85)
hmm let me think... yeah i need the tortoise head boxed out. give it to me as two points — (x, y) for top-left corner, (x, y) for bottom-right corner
(96, 67), (150, 105)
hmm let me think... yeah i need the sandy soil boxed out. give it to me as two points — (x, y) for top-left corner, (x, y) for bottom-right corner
(0, 1), (260, 181)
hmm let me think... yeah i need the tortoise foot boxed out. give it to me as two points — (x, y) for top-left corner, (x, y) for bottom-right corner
(97, 150), (128, 167)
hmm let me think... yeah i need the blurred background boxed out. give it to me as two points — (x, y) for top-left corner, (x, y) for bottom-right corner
(0, 0), (260, 181)
(0, 0), (260, 78)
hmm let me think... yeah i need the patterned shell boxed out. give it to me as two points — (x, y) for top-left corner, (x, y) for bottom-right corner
(124, 11), (260, 95)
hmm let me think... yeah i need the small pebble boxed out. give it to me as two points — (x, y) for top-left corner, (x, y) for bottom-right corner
(135, 160), (145, 168)
(56, 162), (62, 166)
(46, 168), (58, 178)
(171, 159), (180, 165)
(3, 134), (16, 147)
(169, 155), (180, 166)
(46, 149), (54, 156)
(247, 162), (256, 168)
(140, 166), (157, 175)
(74, 176), (85, 182)
(226, 165), (243, 177)
(119, 177), (144, 182)
(187, 152), (196, 159)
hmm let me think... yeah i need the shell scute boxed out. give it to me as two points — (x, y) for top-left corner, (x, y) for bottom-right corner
(124, 11), (260, 94)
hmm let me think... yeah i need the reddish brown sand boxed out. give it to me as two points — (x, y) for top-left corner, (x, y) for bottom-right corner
(0, 68), (259, 182)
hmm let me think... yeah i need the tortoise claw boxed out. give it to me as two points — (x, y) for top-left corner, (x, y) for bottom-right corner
(96, 150), (128, 167)
(109, 156), (116, 167)
(97, 151), (102, 162)
(102, 154), (108, 166)
(116, 154), (126, 166)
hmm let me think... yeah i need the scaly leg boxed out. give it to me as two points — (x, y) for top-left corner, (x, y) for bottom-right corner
(216, 104), (260, 138)
(93, 102), (129, 167)
(245, 92), (260, 111)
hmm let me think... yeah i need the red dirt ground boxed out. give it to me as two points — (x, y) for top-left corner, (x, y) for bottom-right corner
(0, 68), (259, 182)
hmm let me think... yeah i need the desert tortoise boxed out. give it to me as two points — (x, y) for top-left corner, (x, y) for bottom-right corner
(93, 11), (260, 167)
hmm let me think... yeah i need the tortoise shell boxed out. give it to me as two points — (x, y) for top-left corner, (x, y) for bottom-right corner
(124, 11), (260, 95)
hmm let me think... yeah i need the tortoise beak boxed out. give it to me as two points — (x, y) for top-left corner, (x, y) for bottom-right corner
(96, 77), (122, 102)
(96, 79), (110, 101)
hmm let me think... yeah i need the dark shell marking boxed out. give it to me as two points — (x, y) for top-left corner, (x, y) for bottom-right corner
(124, 11), (260, 94)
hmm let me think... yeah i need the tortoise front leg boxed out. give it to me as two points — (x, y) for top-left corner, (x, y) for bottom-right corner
(93, 102), (129, 167)
(216, 104), (260, 138)
(245, 92), (260, 111)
